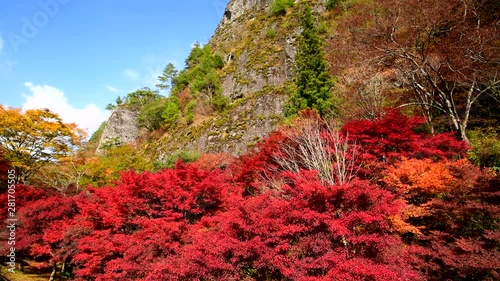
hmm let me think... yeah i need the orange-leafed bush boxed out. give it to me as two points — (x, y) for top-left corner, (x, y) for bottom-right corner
(383, 158), (454, 194)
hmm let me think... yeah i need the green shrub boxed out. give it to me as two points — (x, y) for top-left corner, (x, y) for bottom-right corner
(89, 121), (107, 143)
(326, 0), (339, 10)
(185, 42), (204, 68)
(211, 93), (229, 112)
(156, 150), (202, 169)
(213, 54), (225, 69)
(137, 98), (167, 131)
(265, 28), (277, 38)
(176, 45), (225, 112)
(162, 99), (181, 129)
(171, 70), (191, 95)
(191, 71), (220, 98)
(468, 130), (500, 170)
(318, 21), (328, 34)
(105, 103), (115, 111)
(124, 87), (161, 110)
(99, 137), (123, 151)
(270, 0), (294, 16)
(185, 100), (196, 124)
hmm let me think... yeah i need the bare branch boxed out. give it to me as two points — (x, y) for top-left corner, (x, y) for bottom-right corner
(272, 118), (360, 185)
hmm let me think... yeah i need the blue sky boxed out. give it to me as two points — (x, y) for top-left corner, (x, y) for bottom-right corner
(0, 0), (229, 135)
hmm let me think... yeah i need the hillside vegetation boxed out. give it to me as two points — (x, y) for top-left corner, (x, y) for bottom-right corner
(0, 0), (499, 280)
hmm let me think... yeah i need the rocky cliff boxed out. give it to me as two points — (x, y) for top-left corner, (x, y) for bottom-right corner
(98, 0), (327, 160)
(96, 106), (139, 154)
(214, 0), (296, 100)
(153, 0), (316, 160)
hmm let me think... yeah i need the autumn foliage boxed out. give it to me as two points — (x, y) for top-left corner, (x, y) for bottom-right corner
(331, 0), (500, 141)
(383, 158), (455, 194)
(0, 106), (85, 184)
(2, 111), (498, 280)
(0, 149), (11, 188)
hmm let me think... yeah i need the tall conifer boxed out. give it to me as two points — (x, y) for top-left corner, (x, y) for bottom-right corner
(286, 4), (336, 117)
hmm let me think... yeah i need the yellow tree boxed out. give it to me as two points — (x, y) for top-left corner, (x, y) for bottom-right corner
(35, 153), (89, 195)
(80, 144), (153, 187)
(0, 106), (85, 184)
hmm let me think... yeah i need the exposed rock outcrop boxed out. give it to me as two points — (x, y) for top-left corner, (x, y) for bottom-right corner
(102, 0), (329, 160)
(156, 89), (287, 160)
(217, 0), (274, 27)
(212, 0), (297, 102)
(96, 107), (139, 154)
(152, 0), (322, 158)
(150, 0), (297, 158)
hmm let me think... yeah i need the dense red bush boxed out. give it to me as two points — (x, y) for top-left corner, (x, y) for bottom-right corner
(69, 163), (233, 280)
(148, 171), (422, 280)
(8, 111), (498, 281)
(342, 110), (469, 162)
(0, 185), (51, 259)
(341, 110), (469, 180)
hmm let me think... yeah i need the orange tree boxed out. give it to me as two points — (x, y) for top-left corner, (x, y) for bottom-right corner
(0, 106), (85, 184)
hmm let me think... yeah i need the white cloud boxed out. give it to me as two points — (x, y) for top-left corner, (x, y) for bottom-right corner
(123, 69), (140, 80)
(22, 82), (110, 136)
(106, 85), (120, 93)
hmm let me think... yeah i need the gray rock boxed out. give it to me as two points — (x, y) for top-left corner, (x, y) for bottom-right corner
(96, 106), (139, 154)
(149, 0), (330, 159)
(217, 0), (274, 28)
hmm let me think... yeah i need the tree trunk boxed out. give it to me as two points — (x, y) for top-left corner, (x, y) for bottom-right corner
(49, 262), (57, 281)
(61, 260), (66, 275)
(460, 125), (469, 144)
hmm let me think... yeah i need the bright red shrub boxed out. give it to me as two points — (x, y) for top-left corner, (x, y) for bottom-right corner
(233, 129), (286, 194)
(6, 109), (487, 281)
(149, 170), (423, 280)
(0, 185), (50, 256)
(69, 162), (233, 280)
(342, 110), (425, 160)
(0, 187), (78, 272)
(341, 110), (469, 182)
(342, 110), (468, 161)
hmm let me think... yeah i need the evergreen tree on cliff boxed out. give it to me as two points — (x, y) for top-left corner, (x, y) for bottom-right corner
(286, 4), (336, 117)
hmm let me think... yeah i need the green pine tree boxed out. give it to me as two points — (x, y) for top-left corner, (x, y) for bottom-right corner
(162, 98), (181, 129)
(286, 4), (336, 117)
(156, 63), (178, 91)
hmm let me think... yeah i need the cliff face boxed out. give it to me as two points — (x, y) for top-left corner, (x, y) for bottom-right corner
(154, 0), (309, 159)
(156, 90), (286, 161)
(96, 106), (139, 154)
(218, 0), (274, 26)
(100, 0), (327, 159)
(209, 0), (328, 101)
(213, 0), (297, 101)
